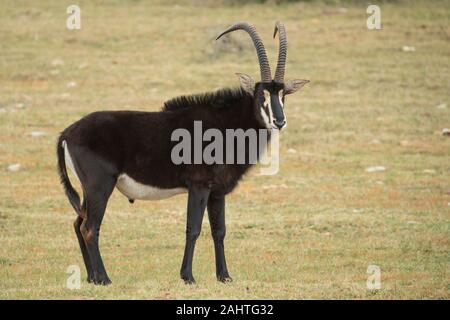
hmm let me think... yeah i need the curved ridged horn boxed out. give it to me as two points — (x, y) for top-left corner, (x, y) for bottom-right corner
(216, 22), (272, 83)
(273, 21), (287, 83)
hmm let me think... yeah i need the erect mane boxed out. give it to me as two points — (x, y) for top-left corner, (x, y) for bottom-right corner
(162, 87), (249, 112)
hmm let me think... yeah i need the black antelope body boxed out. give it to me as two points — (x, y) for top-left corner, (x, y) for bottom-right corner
(57, 21), (309, 285)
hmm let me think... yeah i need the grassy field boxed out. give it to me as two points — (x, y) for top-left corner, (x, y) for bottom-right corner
(0, 0), (449, 299)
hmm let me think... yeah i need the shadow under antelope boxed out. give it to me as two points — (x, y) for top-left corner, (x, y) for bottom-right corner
(57, 21), (309, 285)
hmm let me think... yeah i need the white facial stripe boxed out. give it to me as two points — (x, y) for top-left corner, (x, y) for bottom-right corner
(278, 90), (284, 108)
(277, 89), (287, 128)
(261, 89), (272, 128)
(263, 89), (271, 109)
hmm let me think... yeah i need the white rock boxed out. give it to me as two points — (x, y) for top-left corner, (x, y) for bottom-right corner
(366, 166), (386, 173)
(423, 169), (435, 174)
(78, 63), (88, 69)
(14, 103), (25, 109)
(51, 58), (64, 66)
(406, 220), (420, 225)
(0, 108), (6, 113)
(287, 148), (297, 154)
(262, 184), (288, 190)
(30, 131), (46, 138)
(7, 164), (21, 172)
(402, 46), (416, 52)
(400, 140), (410, 146)
(442, 128), (450, 136)
(436, 103), (447, 109)
(352, 209), (364, 213)
(370, 139), (381, 144)
(67, 81), (77, 88)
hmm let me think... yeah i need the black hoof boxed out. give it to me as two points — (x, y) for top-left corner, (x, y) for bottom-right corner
(94, 277), (112, 286)
(181, 275), (196, 284)
(87, 275), (95, 283)
(218, 276), (233, 283)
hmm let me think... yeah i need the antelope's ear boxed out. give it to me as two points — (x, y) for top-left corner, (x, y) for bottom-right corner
(236, 73), (255, 96)
(284, 79), (310, 95)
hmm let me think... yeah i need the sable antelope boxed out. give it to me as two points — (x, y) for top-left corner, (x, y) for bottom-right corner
(57, 21), (309, 285)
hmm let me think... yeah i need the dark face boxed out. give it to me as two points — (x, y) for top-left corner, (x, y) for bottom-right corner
(256, 81), (287, 130)
(236, 73), (309, 130)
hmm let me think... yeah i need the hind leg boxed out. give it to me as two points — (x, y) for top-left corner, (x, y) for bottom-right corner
(73, 212), (94, 283)
(68, 144), (118, 285)
(81, 177), (115, 285)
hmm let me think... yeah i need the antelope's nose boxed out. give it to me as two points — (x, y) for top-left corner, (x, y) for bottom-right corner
(273, 120), (286, 129)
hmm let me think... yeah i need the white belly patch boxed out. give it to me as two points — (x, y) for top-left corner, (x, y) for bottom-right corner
(116, 173), (187, 201)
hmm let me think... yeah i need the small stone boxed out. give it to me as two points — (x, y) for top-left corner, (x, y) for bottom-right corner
(442, 128), (450, 136)
(352, 209), (364, 213)
(402, 46), (416, 52)
(7, 164), (21, 172)
(376, 180), (384, 185)
(287, 148), (297, 154)
(370, 139), (381, 145)
(0, 108), (6, 113)
(51, 58), (64, 66)
(406, 220), (420, 225)
(423, 169), (436, 174)
(337, 7), (348, 14)
(60, 93), (71, 99)
(67, 81), (77, 88)
(30, 131), (46, 138)
(400, 140), (410, 146)
(262, 184), (288, 190)
(78, 63), (88, 69)
(436, 103), (447, 109)
(366, 166), (386, 173)
(14, 103), (25, 109)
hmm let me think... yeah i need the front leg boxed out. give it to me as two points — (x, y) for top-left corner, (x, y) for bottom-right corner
(207, 193), (232, 282)
(180, 185), (210, 284)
